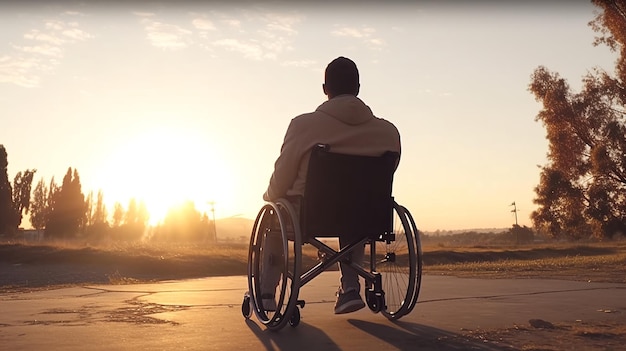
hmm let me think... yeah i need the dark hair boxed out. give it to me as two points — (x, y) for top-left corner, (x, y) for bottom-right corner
(324, 57), (359, 96)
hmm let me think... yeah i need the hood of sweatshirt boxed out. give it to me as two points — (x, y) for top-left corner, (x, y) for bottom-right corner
(316, 95), (374, 126)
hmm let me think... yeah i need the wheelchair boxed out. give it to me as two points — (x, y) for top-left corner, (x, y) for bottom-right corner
(241, 144), (423, 331)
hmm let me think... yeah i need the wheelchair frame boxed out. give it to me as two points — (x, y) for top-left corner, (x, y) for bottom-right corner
(242, 145), (423, 330)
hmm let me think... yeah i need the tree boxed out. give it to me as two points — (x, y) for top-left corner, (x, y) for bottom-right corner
(508, 225), (535, 245)
(29, 178), (49, 231)
(154, 201), (210, 242)
(0, 145), (13, 234)
(84, 189), (109, 242)
(112, 201), (124, 228)
(93, 190), (108, 225)
(46, 177), (60, 229)
(85, 191), (94, 227)
(529, 0), (626, 240)
(0, 145), (36, 233)
(108, 198), (148, 242)
(46, 168), (86, 239)
(11, 169), (36, 229)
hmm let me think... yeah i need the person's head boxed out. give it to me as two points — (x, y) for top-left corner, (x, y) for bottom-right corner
(323, 56), (360, 99)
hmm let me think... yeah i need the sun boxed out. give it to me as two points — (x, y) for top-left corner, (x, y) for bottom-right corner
(97, 127), (236, 226)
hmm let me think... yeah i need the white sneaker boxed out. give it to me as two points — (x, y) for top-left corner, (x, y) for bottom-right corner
(334, 289), (365, 314)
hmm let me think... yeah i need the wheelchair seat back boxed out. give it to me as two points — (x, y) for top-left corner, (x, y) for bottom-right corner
(301, 144), (399, 241)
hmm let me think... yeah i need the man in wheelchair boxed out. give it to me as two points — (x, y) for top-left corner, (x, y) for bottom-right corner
(262, 57), (401, 315)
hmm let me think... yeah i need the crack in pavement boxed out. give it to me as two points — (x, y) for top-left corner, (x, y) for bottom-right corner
(418, 285), (626, 304)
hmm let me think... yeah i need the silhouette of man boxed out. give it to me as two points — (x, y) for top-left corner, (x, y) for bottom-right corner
(262, 56), (401, 314)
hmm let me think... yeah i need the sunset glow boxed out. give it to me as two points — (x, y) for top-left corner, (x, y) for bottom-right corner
(1, 2), (617, 231)
(94, 126), (235, 225)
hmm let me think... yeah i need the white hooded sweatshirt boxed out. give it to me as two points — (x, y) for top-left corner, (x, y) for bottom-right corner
(263, 94), (401, 201)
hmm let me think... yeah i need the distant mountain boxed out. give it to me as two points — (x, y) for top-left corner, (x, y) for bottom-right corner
(422, 228), (509, 236)
(214, 217), (510, 242)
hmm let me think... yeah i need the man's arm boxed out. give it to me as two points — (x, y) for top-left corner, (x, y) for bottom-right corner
(263, 120), (301, 201)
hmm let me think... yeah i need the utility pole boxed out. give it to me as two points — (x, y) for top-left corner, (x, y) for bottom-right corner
(510, 201), (520, 245)
(510, 201), (518, 226)
(208, 201), (217, 242)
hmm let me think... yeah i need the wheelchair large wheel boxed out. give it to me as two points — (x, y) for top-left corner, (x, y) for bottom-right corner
(247, 199), (302, 330)
(373, 202), (418, 320)
(400, 205), (423, 315)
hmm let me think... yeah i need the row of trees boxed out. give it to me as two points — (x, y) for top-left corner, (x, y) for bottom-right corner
(530, 0), (626, 240)
(0, 145), (216, 243)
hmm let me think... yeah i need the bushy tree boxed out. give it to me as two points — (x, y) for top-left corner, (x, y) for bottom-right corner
(85, 191), (94, 227)
(84, 189), (110, 242)
(11, 169), (36, 229)
(111, 198), (148, 241)
(529, 0), (626, 239)
(46, 168), (86, 239)
(154, 201), (210, 242)
(29, 178), (49, 231)
(93, 190), (108, 225)
(112, 201), (124, 228)
(509, 225), (535, 244)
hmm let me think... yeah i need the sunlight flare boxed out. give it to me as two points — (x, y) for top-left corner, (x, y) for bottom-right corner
(96, 126), (235, 225)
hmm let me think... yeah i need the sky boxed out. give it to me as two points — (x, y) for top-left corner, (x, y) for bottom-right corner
(0, 0), (618, 232)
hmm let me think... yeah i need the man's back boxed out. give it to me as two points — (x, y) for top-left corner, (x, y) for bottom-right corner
(264, 94), (400, 201)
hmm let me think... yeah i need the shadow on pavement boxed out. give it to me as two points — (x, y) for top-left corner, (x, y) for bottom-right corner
(349, 319), (515, 351)
(245, 319), (342, 351)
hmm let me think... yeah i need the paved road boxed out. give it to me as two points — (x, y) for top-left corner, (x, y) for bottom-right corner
(1, 272), (624, 350)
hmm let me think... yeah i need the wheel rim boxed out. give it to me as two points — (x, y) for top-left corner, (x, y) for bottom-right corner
(401, 205), (423, 315)
(247, 201), (301, 330)
(375, 202), (417, 319)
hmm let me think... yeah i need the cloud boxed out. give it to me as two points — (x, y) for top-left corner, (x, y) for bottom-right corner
(212, 12), (301, 60)
(62, 27), (93, 42)
(332, 27), (373, 38)
(132, 11), (154, 18)
(212, 38), (263, 60)
(331, 26), (385, 50)
(282, 59), (317, 68)
(13, 44), (63, 58)
(134, 10), (304, 63)
(192, 18), (216, 31)
(1, 15), (93, 88)
(261, 13), (301, 36)
(0, 55), (44, 88)
(23, 30), (65, 46)
(221, 19), (241, 29)
(140, 18), (194, 50)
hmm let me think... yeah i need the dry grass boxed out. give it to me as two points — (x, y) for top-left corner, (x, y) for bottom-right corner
(1, 239), (626, 289)
(423, 241), (626, 283)
(466, 319), (626, 351)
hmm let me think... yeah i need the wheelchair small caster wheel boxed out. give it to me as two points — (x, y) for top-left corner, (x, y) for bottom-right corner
(366, 291), (384, 313)
(242, 293), (251, 319)
(289, 307), (300, 327)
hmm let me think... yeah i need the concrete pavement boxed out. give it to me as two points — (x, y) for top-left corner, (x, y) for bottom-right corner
(0, 272), (624, 350)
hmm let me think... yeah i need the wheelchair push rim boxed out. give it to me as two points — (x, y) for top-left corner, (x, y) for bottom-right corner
(373, 202), (418, 320)
(246, 201), (301, 330)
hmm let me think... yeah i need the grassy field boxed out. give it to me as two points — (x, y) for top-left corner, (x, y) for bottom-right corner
(423, 241), (626, 283)
(1, 239), (625, 289)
